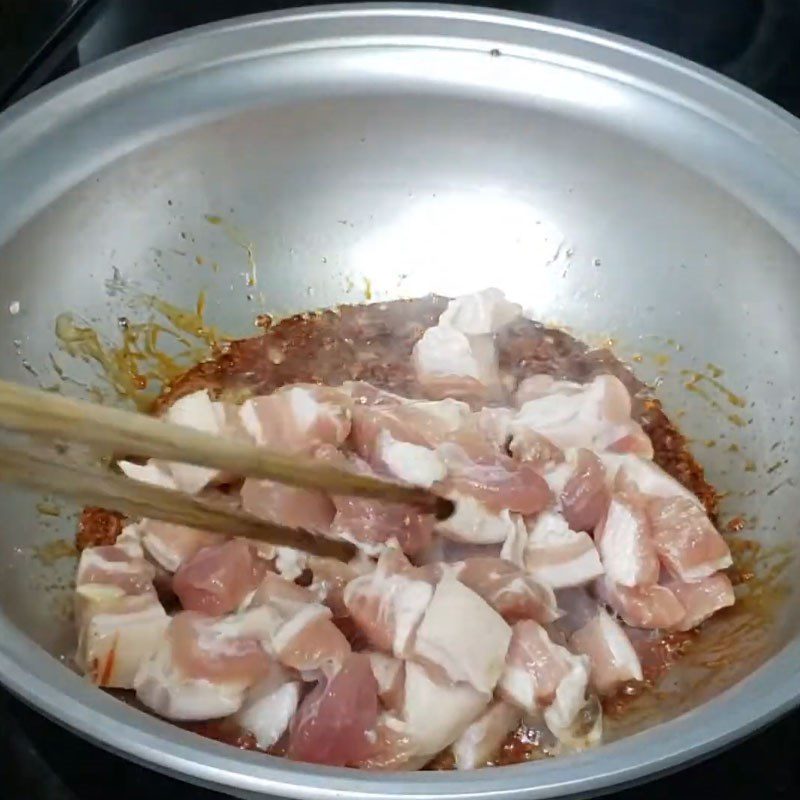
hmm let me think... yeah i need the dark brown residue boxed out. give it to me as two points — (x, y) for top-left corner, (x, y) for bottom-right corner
(77, 296), (739, 766)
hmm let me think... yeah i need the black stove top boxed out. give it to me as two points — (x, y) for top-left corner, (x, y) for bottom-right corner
(2, 1), (800, 797)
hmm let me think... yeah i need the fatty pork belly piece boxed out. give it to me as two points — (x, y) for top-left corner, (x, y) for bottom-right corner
(570, 609), (643, 695)
(306, 554), (369, 617)
(344, 548), (434, 658)
(498, 620), (590, 732)
(349, 390), (470, 454)
(287, 652), (380, 767)
(452, 701), (522, 770)
(662, 573), (735, 631)
(134, 609), (273, 720)
(412, 290), (521, 401)
(239, 383), (352, 454)
(240, 477), (335, 535)
(237, 665), (302, 750)
(600, 453), (700, 504)
(437, 443), (552, 516)
(172, 538), (267, 616)
(452, 557), (560, 623)
(75, 529), (169, 688)
(596, 577), (685, 630)
(162, 389), (244, 494)
(392, 662), (490, 764)
(648, 496), (732, 581)
(318, 445), (434, 556)
(249, 573), (351, 678)
(595, 492), (659, 588)
(559, 449), (611, 532)
(411, 574), (512, 693)
(510, 374), (653, 459)
(436, 492), (519, 545)
(138, 519), (223, 573)
(368, 652), (406, 713)
(522, 511), (604, 590)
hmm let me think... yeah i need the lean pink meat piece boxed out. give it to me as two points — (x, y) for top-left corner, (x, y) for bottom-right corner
(523, 511), (604, 589)
(560, 449), (610, 532)
(510, 375), (652, 457)
(648, 497), (732, 581)
(454, 557), (560, 623)
(662, 573), (735, 631)
(172, 539), (267, 616)
(570, 610), (643, 694)
(287, 653), (380, 766)
(439, 444), (552, 515)
(168, 611), (272, 684)
(595, 493), (659, 587)
(239, 384), (352, 454)
(241, 477), (335, 534)
(597, 577), (685, 630)
(343, 549), (434, 657)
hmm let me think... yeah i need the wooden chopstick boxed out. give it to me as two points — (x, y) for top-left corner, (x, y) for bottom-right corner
(0, 379), (453, 519)
(0, 443), (356, 561)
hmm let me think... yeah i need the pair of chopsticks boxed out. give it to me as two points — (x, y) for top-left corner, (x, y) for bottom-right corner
(0, 380), (453, 561)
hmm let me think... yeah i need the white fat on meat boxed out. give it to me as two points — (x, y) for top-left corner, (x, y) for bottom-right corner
(368, 652), (406, 712)
(75, 537), (168, 688)
(498, 620), (588, 726)
(413, 325), (491, 383)
(595, 494), (659, 588)
(438, 289), (522, 335)
(570, 610), (643, 695)
(134, 638), (249, 720)
(117, 460), (177, 490)
(134, 609), (274, 720)
(76, 588), (168, 689)
(412, 574), (511, 693)
(139, 519), (223, 573)
(401, 662), (490, 759)
(162, 390), (229, 493)
(543, 655), (593, 738)
(499, 516), (528, 567)
(376, 430), (446, 488)
(237, 666), (302, 749)
(600, 453), (700, 504)
(510, 375), (653, 458)
(436, 492), (517, 545)
(274, 547), (309, 581)
(344, 550), (434, 658)
(524, 511), (604, 589)
(452, 700), (521, 770)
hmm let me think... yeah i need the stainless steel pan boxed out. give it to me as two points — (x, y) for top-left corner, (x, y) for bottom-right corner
(1, 5), (799, 798)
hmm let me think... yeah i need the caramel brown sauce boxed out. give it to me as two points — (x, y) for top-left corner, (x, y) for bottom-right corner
(71, 296), (785, 768)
